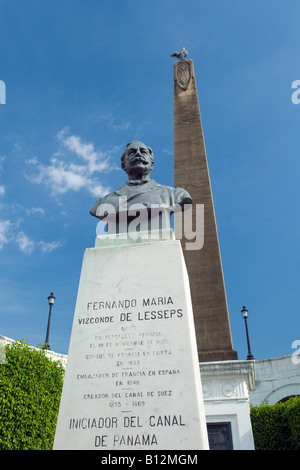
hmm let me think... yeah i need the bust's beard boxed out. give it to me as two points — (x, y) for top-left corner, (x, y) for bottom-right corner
(126, 165), (152, 181)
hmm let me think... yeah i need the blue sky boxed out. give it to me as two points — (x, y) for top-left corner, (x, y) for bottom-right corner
(0, 0), (299, 359)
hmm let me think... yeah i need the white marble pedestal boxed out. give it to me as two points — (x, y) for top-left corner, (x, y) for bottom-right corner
(53, 230), (208, 450)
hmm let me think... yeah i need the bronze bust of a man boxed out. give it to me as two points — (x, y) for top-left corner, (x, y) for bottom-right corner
(90, 141), (192, 232)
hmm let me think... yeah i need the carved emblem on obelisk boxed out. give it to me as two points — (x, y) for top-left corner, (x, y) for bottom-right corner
(175, 60), (191, 90)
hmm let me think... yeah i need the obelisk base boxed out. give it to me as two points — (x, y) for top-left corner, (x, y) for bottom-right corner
(53, 230), (209, 450)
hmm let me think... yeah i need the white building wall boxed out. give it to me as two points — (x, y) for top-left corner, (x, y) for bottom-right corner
(0, 334), (67, 367)
(250, 354), (300, 405)
(200, 360), (255, 450)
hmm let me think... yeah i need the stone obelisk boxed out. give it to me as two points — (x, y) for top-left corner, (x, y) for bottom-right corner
(174, 58), (238, 362)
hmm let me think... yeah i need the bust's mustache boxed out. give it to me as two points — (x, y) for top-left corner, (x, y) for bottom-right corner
(129, 156), (149, 165)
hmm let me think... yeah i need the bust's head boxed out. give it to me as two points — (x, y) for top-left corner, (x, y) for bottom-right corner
(121, 141), (154, 180)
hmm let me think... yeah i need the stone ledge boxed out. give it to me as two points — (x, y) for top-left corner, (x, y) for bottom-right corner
(200, 359), (255, 392)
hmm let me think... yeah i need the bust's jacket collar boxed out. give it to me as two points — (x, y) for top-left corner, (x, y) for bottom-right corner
(114, 179), (162, 201)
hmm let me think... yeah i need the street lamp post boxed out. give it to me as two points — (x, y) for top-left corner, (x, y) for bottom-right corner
(44, 292), (56, 350)
(241, 305), (254, 360)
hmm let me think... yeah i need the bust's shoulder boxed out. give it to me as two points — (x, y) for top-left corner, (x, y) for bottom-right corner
(174, 186), (192, 205)
(152, 183), (192, 206)
(90, 190), (119, 217)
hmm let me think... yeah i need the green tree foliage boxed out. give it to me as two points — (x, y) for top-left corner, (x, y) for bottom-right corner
(251, 396), (300, 450)
(283, 396), (300, 450)
(0, 340), (64, 450)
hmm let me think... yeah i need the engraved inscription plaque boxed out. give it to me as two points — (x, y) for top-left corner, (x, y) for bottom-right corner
(53, 235), (209, 450)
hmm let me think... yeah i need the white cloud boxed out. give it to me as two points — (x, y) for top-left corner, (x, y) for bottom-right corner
(26, 157), (39, 165)
(15, 231), (35, 254)
(96, 113), (132, 131)
(13, 204), (45, 216)
(0, 186), (5, 195)
(15, 232), (64, 255)
(42, 157), (88, 194)
(90, 183), (110, 197)
(38, 240), (64, 253)
(25, 130), (113, 197)
(26, 207), (45, 216)
(61, 133), (109, 173)
(0, 221), (63, 255)
(0, 220), (13, 249)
